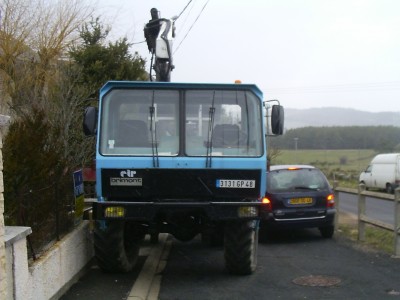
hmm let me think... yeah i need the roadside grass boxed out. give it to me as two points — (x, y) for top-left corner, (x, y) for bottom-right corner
(338, 223), (395, 254)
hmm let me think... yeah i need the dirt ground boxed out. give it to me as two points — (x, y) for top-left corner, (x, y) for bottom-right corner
(338, 211), (357, 226)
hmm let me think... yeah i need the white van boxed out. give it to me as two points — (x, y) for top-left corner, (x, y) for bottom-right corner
(359, 153), (400, 193)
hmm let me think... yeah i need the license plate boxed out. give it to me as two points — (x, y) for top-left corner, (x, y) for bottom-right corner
(216, 179), (255, 188)
(289, 197), (313, 205)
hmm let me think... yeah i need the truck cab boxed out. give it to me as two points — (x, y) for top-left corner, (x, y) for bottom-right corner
(83, 81), (284, 275)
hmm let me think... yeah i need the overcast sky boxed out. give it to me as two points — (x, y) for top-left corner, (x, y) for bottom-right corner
(95, 0), (400, 112)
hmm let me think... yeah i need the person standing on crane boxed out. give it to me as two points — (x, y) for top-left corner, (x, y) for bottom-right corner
(144, 8), (161, 53)
(144, 7), (176, 82)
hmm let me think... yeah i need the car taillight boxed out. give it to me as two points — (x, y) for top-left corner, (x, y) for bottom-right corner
(326, 194), (335, 208)
(261, 197), (272, 212)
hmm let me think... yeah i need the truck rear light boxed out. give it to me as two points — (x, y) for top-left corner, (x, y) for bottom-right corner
(104, 206), (125, 218)
(261, 197), (272, 212)
(238, 206), (258, 218)
(326, 194), (335, 208)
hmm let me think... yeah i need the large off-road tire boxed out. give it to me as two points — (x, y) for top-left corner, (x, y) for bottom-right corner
(224, 220), (258, 275)
(93, 221), (141, 273)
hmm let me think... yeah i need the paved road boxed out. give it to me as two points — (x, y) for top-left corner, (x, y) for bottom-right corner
(61, 214), (400, 300)
(159, 226), (400, 300)
(337, 191), (395, 225)
(60, 240), (151, 300)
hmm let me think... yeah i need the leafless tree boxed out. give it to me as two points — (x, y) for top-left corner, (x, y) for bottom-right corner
(0, 0), (38, 113)
(0, 0), (94, 114)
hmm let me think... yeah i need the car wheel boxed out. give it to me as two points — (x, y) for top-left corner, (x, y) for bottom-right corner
(359, 181), (369, 190)
(319, 225), (334, 238)
(386, 183), (394, 194)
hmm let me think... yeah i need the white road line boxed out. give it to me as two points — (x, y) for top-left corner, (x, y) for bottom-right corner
(127, 233), (172, 300)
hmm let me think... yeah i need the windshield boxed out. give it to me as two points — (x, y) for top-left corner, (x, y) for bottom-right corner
(185, 90), (262, 157)
(99, 88), (263, 157)
(100, 89), (179, 156)
(268, 168), (329, 192)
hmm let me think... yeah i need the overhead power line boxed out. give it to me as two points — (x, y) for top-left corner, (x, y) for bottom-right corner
(176, 0), (194, 20)
(174, 0), (210, 54)
(176, 0), (197, 36)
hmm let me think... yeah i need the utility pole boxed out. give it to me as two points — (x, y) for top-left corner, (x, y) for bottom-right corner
(294, 137), (299, 151)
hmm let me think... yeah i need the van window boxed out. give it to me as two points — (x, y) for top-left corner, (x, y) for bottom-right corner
(365, 165), (372, 173)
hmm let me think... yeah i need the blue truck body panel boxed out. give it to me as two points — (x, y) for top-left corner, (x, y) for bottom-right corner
(95, 80), (267, 204)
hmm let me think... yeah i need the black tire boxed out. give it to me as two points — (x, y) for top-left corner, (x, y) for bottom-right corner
(359, 181), (368, 191)
(93, 221), (141, 273)
(386, 183), (394, 194)
(224, 221), (258, 275)
(319, 225), (334, 238)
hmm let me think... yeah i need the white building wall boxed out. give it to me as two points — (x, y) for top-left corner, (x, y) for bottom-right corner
(5, 222), (93, 300)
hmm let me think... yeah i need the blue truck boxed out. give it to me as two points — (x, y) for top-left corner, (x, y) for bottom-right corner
(83, 80), (284, 275)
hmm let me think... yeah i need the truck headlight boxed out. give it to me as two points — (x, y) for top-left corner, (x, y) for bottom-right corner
(104, 206), (125, 218)
(238, 206), (258, 218)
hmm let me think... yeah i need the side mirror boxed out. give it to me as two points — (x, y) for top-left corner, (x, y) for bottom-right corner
(83, 107), (98, 136)
(271, 105), (284, 135)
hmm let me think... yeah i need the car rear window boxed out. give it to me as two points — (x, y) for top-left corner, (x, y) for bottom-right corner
(268, 168), (329, 192)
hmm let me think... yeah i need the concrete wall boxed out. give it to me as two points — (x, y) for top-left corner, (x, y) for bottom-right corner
(5, 221), (93, 300)
(5, 227), (32, 300)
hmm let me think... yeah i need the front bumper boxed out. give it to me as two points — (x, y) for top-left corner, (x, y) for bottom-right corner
(91, 201), (261, 221)
(260, 209), (336, 229)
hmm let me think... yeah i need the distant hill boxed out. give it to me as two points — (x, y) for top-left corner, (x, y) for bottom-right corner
(284, 107), (400, 129)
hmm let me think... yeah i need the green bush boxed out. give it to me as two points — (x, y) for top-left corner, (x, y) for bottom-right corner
(3, 107), (74, 256)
